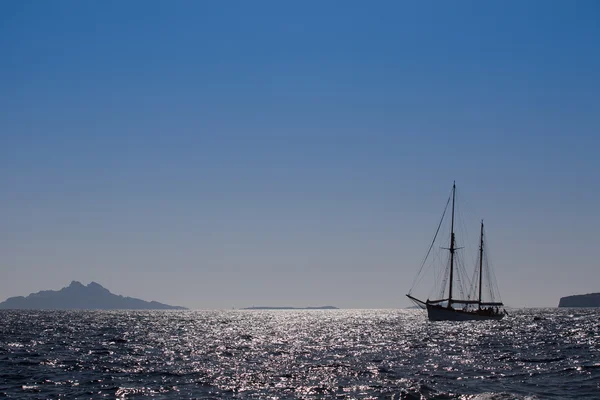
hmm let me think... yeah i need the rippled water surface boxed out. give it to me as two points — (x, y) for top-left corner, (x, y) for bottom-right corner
(1, 309), (599, 399)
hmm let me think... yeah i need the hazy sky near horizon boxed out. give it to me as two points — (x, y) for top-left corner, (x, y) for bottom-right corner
(1, 1), (599, 309)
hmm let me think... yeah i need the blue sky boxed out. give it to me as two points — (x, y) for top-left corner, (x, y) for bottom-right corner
(1, 1), (599, 308)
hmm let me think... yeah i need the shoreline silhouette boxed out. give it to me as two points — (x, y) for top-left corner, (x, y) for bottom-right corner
(0, 281), (186, 310)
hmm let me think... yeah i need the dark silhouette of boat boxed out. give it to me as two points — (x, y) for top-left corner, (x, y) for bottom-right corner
(407, 182), (506, 321)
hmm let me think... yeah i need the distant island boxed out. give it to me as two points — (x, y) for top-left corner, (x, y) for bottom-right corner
(0, 281), (187, 310)
(558, 293), (600, 307)
(243, 306), (338, 310)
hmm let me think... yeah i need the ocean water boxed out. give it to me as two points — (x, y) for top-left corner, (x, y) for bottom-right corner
(0, 309), (599, 399)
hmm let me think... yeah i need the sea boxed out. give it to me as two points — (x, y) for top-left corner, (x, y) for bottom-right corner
(1, 308), (599, 399)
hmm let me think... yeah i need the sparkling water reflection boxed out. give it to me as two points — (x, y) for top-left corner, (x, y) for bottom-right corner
(0, 309), (599, 398)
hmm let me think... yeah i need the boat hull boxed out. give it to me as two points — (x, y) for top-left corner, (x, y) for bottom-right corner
(426, 304), (505, 321)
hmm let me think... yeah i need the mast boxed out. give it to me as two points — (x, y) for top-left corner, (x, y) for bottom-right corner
(448, 181), (456, 305)
(478, 220), (484, 308)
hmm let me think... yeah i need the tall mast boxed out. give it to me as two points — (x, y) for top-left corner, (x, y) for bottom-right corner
(478, 220), (484, 308)
(448, 181), (456, 304)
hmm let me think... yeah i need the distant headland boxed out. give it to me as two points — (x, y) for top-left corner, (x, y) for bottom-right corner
(243, 306), (338, 310)
(0, 281), (187, 310)
(558, 293), (600, 307)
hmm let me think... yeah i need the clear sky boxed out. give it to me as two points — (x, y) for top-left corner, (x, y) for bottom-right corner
(1, 1), (599, 309)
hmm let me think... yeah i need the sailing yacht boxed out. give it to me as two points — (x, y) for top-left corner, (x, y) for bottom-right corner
(406, 182), (506, 321)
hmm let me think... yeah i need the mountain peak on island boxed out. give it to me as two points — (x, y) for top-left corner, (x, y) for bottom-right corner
(0, 281), (186, 310)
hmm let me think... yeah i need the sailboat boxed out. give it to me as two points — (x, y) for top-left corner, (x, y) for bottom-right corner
(406, 182), (506, 321)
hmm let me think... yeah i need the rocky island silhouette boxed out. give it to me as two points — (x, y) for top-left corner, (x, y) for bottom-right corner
(558, 292), (600, 307)
(243, 306), (338, 310)
(0, 281), (186, 310)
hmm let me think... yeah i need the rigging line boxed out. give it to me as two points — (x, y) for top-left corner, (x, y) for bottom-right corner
(482, 227), (503, 302)
(460, 188), (480, 276)
(486, 250), (502, 302)
(438, 258), (450, 300)
(421, 243), (444, 299)
(412, 240), (445, 296)
(466, 246), (479, 300)
(456, 255), (471, 300)
(469, 251), (481, 300)
(408, 192), (452, 294)
(456, 197), (476, 273)
(413, 242), (442, 293)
